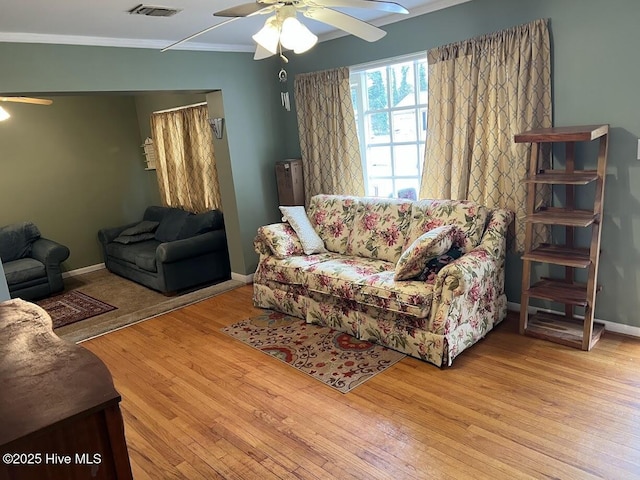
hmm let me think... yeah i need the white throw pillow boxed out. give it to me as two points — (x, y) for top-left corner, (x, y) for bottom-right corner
(279, 206), (327, 255)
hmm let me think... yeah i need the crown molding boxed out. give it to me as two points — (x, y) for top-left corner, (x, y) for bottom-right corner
(0, 32), (254, 52)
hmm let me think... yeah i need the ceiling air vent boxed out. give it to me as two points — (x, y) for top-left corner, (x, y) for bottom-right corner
(128, 4), (181, 17)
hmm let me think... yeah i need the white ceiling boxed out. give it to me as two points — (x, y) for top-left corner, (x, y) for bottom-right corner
(0, 0), (469, 53)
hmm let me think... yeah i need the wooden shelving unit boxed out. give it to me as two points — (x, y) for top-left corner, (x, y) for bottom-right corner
(515, 125), (609, 350)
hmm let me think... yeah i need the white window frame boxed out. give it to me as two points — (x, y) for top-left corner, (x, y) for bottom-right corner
(350, 52), (428, 198)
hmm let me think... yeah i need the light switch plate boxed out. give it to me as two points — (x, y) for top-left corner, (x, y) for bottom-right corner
(637, 139), (640, 160)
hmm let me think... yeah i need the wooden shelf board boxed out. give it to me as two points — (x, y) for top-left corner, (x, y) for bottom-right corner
(514, 125), (609, 143)
(526, 279), (589, 306)
(524, 311), (605, 350)
(523, 171), (598, 185)
(522, 244), (591, 268)
(526, 209), (597, 227)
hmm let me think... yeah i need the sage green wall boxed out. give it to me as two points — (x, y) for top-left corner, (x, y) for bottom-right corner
(0, 95), (153, 270)
(0, 43), (285, 276)
(280, 0), (640, 328)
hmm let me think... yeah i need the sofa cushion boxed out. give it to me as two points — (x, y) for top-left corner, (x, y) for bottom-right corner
(178, 210), (223, 239)
(406, 199), (488, 253)
(120, 220), (159, 236)
(305, 257), (392, 300)
(307, 195), (360, 255)
(254, 253), (335, 286)
(347, 198), (413, 263)
(394, 225), (459, 281)
(134, 251), (157, 272)
(106, 240), (160, 265)
(0, 222), (41, 262)
(280, 206), (326, 255)
(155, 209), (191, 242)
(113, 233), (156, 244)
(3, 258), (46, 285)
(357, 271), (434, 318)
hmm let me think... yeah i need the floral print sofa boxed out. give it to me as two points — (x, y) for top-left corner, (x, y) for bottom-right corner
(253, 194), (514, 367)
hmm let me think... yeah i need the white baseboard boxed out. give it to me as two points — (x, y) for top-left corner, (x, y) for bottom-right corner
(231, 272), (254, 284)
(507, 301), (640, 337)
(62, 263), (105, 279)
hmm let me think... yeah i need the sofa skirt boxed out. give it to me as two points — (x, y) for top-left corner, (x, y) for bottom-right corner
(253, 281), (450, 367)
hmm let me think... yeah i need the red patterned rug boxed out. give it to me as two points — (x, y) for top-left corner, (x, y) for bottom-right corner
(37, 291), (117, 329)
(222, 311), (406, 393)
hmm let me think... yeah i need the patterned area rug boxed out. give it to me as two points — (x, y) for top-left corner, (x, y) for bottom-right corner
(222, 311), (406, 393)
(37, 291), (117, 329)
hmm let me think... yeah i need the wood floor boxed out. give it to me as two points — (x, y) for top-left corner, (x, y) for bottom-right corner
(82, 285), (640, 479)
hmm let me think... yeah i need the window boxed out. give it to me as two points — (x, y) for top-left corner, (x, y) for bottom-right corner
(351, 53), (428, 199)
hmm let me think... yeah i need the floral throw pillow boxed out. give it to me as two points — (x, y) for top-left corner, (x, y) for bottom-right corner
(394, 225), (458, 281)
(258, 223), (304, 259)
(280, 206), (327, 255)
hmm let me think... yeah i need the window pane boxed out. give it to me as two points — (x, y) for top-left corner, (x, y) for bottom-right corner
(392, 110), (417, 142)
(389, 62), (415, 108)
(368, 179), (394, 198)
(366, 68), (388, 110)
(393, 145), (419, 176)
(367, 146), (392, 177)
(365, 112), (390, 143)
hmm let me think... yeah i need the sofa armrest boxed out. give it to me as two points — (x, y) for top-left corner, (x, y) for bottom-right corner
(254, 223), (304, 259)
(157, 230), (227, 263)
(98, 222), (139, 246)
(31, 238), (70, 266)
(31, 238), (71, 293)
(428, 209), (513, 364)
(475, 208), (514, 261)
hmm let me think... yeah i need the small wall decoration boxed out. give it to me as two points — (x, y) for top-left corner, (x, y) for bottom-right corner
(142, 137), (157, 170)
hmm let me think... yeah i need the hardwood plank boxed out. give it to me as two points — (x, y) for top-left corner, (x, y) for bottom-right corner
(83, 286), (640, 479)
(525, 208), (597, 227)
(521, 244), (591, 268)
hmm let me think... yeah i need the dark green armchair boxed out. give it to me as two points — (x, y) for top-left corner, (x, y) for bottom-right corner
(0, 222), (70, 301)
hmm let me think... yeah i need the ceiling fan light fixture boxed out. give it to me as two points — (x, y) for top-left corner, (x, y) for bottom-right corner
(252, 16), (280, 54)
(0, 106), (10, 121)
(280, 17), (318, 53)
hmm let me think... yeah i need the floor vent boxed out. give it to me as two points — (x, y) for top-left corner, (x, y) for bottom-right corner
(128, 4), (181, 17)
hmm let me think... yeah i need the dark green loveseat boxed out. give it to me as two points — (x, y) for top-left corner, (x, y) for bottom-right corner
(98, 206), (230, 294)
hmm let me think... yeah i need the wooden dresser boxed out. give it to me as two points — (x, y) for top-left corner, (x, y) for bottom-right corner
(0, 299), (133, 480)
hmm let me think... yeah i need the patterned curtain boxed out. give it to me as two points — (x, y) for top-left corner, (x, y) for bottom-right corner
(151, 104), (222, 213)
(419, 19), (552, 251)
(294, 67), (365, 205)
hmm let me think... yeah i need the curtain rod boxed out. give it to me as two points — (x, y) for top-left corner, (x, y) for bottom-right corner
(153, 102), (207, 114)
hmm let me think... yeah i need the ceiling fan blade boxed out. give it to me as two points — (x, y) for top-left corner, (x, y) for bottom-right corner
(311, 0), (408, 15)
(304, 8), (386, 42)
(161, 17), (240, 51)
(215, 2), (271, 17)
(254, 44), (277, 60)
(0, 97), (53, 105)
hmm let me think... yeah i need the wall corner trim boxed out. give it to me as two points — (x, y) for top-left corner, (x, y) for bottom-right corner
(231, 272), (254, 284)
(62, 263), (106, 279)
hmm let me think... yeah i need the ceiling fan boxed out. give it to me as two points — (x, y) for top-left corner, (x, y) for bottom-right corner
(162, 0), (409, 59)
(0, 97), (53, 121)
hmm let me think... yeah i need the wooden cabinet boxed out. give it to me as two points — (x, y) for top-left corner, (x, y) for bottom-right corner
(515, 125), (609, 350)
(276, 159), (305, 206)
(0, 299), (133, 480)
